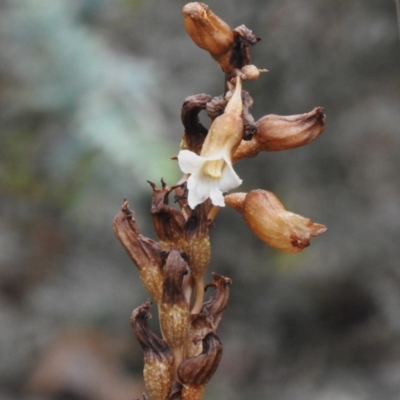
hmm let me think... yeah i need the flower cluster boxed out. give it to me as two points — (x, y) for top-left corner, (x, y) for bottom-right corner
(113, 3), (327, 400)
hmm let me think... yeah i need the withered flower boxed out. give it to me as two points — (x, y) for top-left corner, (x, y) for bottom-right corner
(178, 330), (223, 388)
(185, 314), (214, 359)
(160, 249), (191, 368)
(181, 94), (213, 154)
(148, 179), (188, 251)
(234, 107), (326, 161)
(201, 272), (232, 330)
(131, 301), (173, 400)
(178, 77), (244, 208)
(113, 200), (164, 303)
(225, 190), (327, 253)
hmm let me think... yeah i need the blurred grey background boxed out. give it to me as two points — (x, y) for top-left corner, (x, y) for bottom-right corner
(0, 1), (399, 399)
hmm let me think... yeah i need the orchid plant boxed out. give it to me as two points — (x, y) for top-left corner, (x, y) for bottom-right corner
(113, 3), (327, 399)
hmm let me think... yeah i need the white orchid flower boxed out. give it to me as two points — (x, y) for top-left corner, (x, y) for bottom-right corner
(178, 77), (244, 209)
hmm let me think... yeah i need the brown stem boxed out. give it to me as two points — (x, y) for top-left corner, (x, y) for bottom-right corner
(191, 276), (205, 315)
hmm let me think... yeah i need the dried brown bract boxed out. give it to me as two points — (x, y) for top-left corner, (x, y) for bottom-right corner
(160, 249), (191, 369)
(113, 200), (164, 303)
(131, 301), (173, 400)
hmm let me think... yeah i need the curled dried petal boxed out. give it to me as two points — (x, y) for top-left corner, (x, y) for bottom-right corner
(225, 190), (327, 253)
(185, 314), (214, 358)
(181, 93), (213, 154)
(178, 330), (223, 386)
(201, 272), (232, 329)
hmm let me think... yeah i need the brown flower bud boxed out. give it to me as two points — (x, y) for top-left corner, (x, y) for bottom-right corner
(233, 107), (326, 161)
(131, 301), (173, 400)
(148, 180), (188, 252)
(240, 64), (268, 80)
(113, 200), (164, 303)
(225, 190), (327, 253)
(160, 249), (191, 364)
(178, 330), (223, 386)
(183, 2), (234, 66)
(201, 272), (232, 329)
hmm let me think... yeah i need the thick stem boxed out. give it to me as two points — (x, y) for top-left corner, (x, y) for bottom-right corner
(191, 277), (205, 315)
(172, 345), (184, 381)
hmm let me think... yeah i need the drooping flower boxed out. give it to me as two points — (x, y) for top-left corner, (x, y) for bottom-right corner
(225, 190), (327, 253)
(233, 107), (326, 161)
(178, 77), (244, 209)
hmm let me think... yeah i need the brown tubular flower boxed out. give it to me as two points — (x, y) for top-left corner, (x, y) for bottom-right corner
(225, 190), (327, 253)
(113, 200), (164, 303)
(178, 330), (223, 393)
(183, 2), (234, 73)
(160, 249), (191, 370)
(182, 3), (260, 76)
(201, 272), (232, 330)
(131, 301), (173, 400)
(149, 180), (188, 252)
(233, 107), (326, 161)
(184, 202), (211, 314)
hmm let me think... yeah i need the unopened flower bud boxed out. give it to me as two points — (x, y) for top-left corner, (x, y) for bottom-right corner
(148, 179), (188, 252)
(178, 330), (223, 386)
(240, 64), (268, 80)
(160, 249), (191, 366)
(183, 2), (234, 72)
(233, 107), (326, 161)
(225, 190), (327, 253)
(131, 301), (173, 400)
(113, 200), (164, 303)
